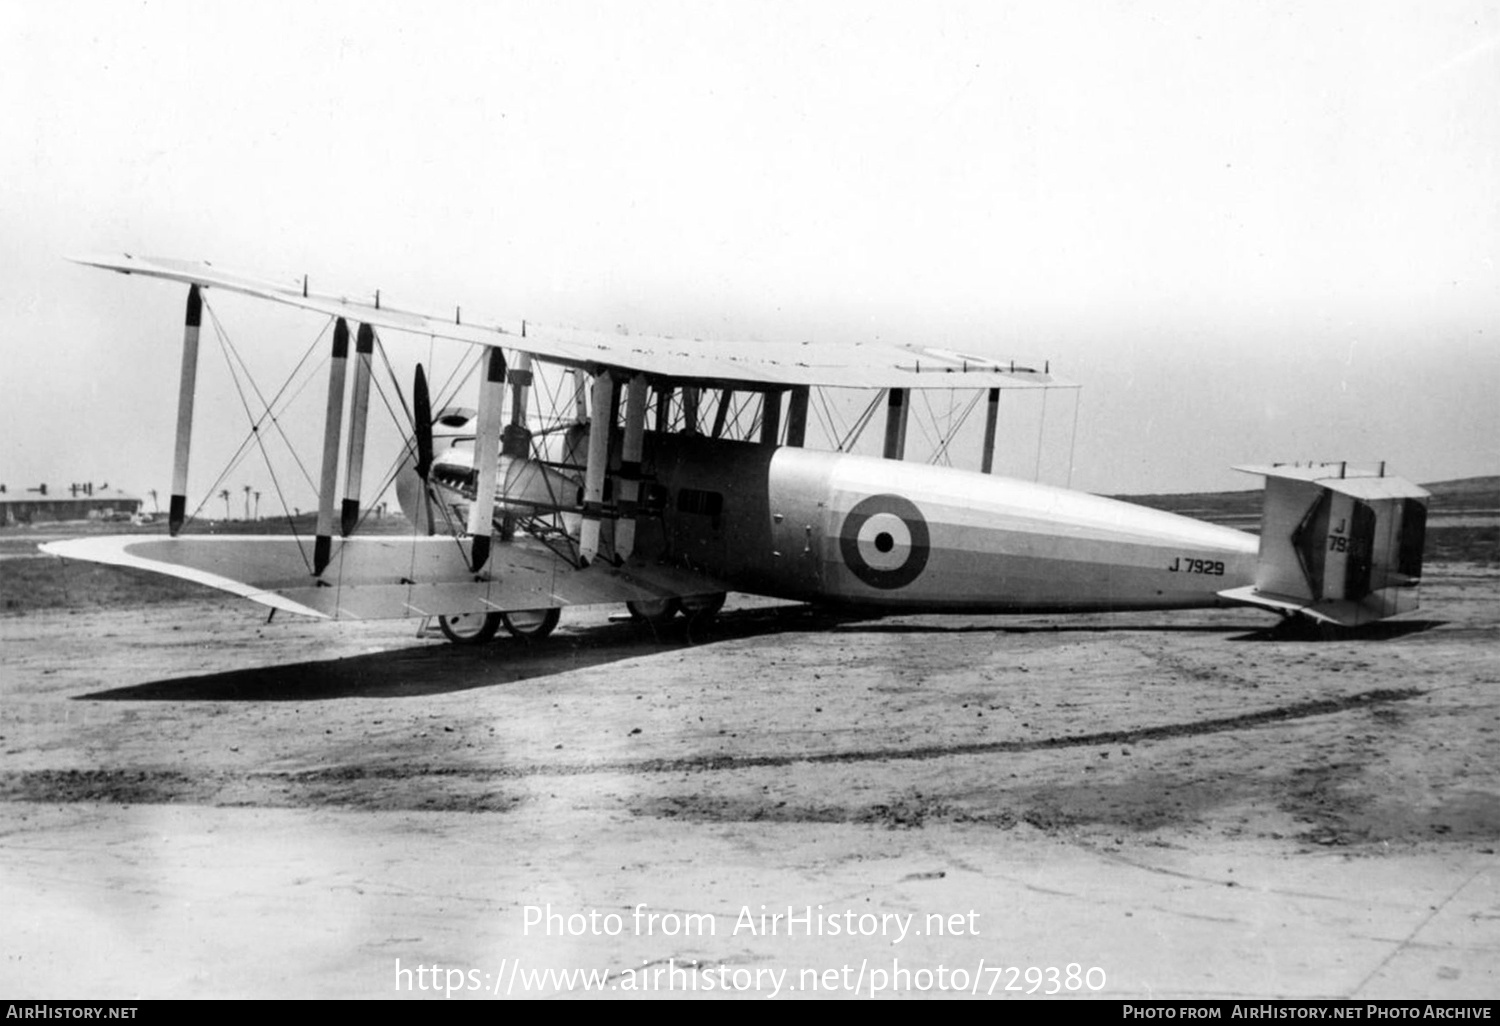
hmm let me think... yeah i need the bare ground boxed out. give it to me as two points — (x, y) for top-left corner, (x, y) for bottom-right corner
(1, 563), (1497, 999)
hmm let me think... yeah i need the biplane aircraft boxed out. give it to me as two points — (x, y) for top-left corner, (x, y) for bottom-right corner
(41, 255), (1429, 640)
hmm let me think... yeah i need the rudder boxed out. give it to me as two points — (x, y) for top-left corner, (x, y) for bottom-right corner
(1222, 463), (1429, 626)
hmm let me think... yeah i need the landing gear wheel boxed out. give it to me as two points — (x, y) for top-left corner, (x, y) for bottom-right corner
(680, 592), (726, 624)
(438, 612), (502, 645)
(501, 607), (561, 640)
(626, 598), (681, 623)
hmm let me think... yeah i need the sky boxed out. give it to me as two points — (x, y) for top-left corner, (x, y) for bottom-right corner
(2, 0), (1496, 510)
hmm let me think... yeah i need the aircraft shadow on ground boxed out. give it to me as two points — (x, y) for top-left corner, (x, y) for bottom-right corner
(78, 605), (1440, 702)
(79, 605), (852, 701)
(1229, 618), (1446, 643)
(847, 621), (1256, 635)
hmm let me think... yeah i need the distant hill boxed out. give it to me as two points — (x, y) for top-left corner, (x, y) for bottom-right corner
(1117, 474), (1498, 518)
(1423, 475), (1500, 510)
(1111, 488), (1261, 521)
(1117, 475), (1497, 564)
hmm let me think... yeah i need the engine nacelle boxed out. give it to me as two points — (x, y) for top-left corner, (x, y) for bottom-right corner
(394, 407), (582, 534)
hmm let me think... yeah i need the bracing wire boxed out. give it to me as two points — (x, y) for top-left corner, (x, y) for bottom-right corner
(1066, 389), (1082, 490)
(204, 303), (323, 496)
(928, 389), (985, 466)
(1033, 388), (1049, 483)
(912, 390), (940, 458)
(185, 302), (335, 571)
(840, 390), (885, 452)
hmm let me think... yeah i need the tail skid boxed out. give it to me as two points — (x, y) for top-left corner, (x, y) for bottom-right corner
(1221, 463), (1428, 627)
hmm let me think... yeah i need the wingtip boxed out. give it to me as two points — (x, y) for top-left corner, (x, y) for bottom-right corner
(67, 252), (131, 270)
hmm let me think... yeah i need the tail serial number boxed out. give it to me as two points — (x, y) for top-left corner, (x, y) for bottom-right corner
(1168, 557), (1225, 575)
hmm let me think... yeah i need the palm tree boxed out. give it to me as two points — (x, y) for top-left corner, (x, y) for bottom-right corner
(243, 485), (252, 520)
(149, 489), (159, 512)
(253, 491), (261, 520)
(220, 489), (231, 520)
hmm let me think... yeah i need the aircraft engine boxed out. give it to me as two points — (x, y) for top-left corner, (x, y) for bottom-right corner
(394, 407), (581, 534)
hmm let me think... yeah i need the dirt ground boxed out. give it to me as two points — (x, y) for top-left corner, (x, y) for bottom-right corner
(1, 561), (1497, 999)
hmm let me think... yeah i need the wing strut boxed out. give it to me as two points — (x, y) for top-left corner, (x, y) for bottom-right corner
(313, 318), (350, 576)
(711, 390), (733, 438)
(498, 352), (533, 541)
(340, 323), (375, 535)
(578, 373), (615, 566)
(505, 352), (533, 454)
(615, 374), (648, 561)
(980, 387), (1001, 474)
(760, 390), (782, 446)
(571, 369), (590, 423)
(465, 347), (507, 572)
(654, 386), (672, 433)
(883, 388), (909, 460)
(785, 387), (809, 447)
(169, 285), (203, 536)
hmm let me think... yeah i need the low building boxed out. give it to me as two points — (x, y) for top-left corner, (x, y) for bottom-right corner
(0, 489), (145, 526)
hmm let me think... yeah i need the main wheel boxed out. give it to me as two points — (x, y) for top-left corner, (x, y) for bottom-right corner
(438, 612), (502, 645)
(502, 607), (561, 640)
(626, 598), (681, 623)
(680, 592), (726, 623)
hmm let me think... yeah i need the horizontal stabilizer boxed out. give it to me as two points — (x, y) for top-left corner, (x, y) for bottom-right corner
(1234, 463), (1430, 502)
(1216, 585), (1390, 628)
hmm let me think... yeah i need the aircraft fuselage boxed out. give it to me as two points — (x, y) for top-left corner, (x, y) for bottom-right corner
(640, 433), (1259, 614)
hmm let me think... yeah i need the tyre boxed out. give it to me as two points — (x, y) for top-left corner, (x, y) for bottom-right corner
(438, 612), (502, 645)
(501, 607), (561, 640)
(680, 592), (726, 624)
(626, 598), (681, 622)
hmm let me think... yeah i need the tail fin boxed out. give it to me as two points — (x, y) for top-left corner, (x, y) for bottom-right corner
(1220, 463), (1428, 627)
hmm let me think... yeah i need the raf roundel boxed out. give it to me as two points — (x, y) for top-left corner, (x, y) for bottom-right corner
(838, 494), (931, 590)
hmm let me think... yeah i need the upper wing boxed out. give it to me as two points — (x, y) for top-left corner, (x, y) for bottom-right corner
(73, 254), (1073, 392)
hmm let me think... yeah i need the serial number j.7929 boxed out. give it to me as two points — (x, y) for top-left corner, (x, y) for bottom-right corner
(1168, 557), (1225, 575)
